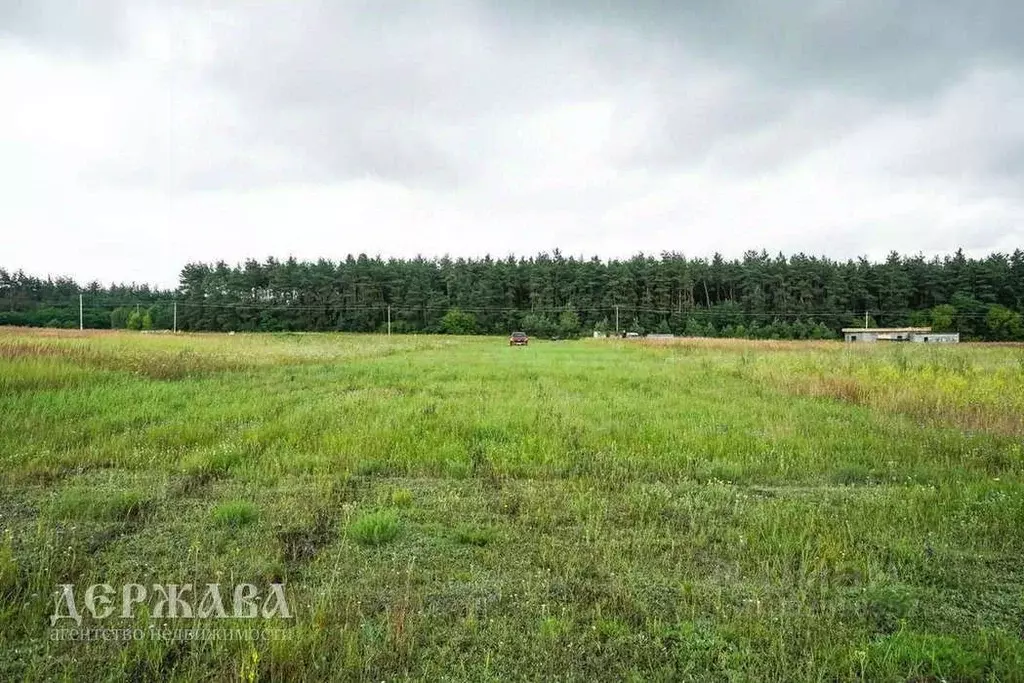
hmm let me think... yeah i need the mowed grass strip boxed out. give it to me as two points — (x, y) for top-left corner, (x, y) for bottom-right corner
(0, 330), (1022, 680)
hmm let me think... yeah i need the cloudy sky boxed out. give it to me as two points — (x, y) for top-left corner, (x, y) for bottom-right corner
(2, 1), (1022, 288)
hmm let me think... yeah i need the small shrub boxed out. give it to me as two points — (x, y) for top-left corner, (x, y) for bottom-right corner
(349, 510), (400, 546)
(212, 500), (258, 527)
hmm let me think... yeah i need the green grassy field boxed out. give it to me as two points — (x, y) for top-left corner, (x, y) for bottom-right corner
(1, 328), (1023, 681)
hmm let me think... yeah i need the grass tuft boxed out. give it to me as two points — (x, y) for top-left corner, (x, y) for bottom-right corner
(48, 489), (150, 522)
(390, 488), (414, 508)
(348, 510), (401, 546)
(212, 500), (259, 527)
(454, 525), (496, 547)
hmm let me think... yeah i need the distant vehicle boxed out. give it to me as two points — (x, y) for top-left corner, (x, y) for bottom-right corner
(509, 331), (529, 346)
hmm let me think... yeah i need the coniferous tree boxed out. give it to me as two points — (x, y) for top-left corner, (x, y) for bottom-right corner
(4, 250), (1024, 340)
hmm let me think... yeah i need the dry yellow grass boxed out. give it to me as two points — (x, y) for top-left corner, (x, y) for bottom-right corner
(636, 336), (1024, 436)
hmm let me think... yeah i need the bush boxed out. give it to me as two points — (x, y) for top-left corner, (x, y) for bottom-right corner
(987, 305), (1024, 341)
(440, 308), (477, 335)
(521, 312), (555, 338)
(110, 307), (130, 329)
(684, 318), (706, 337)
(557, 308), (581, 338)
(126, 309), (143, 330)
(930, 304), (956, 333)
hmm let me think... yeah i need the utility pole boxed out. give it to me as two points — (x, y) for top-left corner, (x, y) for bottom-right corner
(387, 305), (391, 337)
(615, 305), (620, 335)
(864, 310), (868, 328)
(173, 301), (177, 333)
(79, 294), (83, 330)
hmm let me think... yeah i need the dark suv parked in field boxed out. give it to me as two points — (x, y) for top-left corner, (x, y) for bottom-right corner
(509, 331), (529, 346)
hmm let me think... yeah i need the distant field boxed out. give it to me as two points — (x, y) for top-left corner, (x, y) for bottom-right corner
(1, 328), (1023, 680)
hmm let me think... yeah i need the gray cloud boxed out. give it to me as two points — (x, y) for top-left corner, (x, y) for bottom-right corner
(2, 0), (1023, 288)
(11, 0), (1024, 188)
(487, 0), (1024, 99)
(181, 0), (1024, 189)
(868, 71), (1024, 191)
(192, 3), (640, 189)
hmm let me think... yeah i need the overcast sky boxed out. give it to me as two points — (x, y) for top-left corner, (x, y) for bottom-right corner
(2, 1), (1022, 288)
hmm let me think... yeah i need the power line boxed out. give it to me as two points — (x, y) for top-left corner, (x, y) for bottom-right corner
(9, 299), (1010, 319)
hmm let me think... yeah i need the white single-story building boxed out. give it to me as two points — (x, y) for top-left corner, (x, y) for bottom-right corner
(841, 327), (959, 343)
(911, 332), (960, 343)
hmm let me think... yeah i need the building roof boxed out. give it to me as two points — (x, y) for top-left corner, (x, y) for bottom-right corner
(840, 327), (932, 333)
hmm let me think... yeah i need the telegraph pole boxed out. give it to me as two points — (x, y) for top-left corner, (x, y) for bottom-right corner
(387, 305), (391, 337)
(615, 305), (620, 335)
(864, 310), (868, 328)
(79, 294), (83, 330)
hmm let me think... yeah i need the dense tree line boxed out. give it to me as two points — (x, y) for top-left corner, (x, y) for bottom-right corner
(0, 270), (176, 330)
(3, 249), (1024, 340)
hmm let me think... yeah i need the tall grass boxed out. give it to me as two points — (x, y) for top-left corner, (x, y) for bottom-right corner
(730, 342), (1024, 436)
(1, 330), (1022, 680)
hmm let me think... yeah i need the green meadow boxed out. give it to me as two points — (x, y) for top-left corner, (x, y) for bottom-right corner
(1, 328), (1023, 681)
